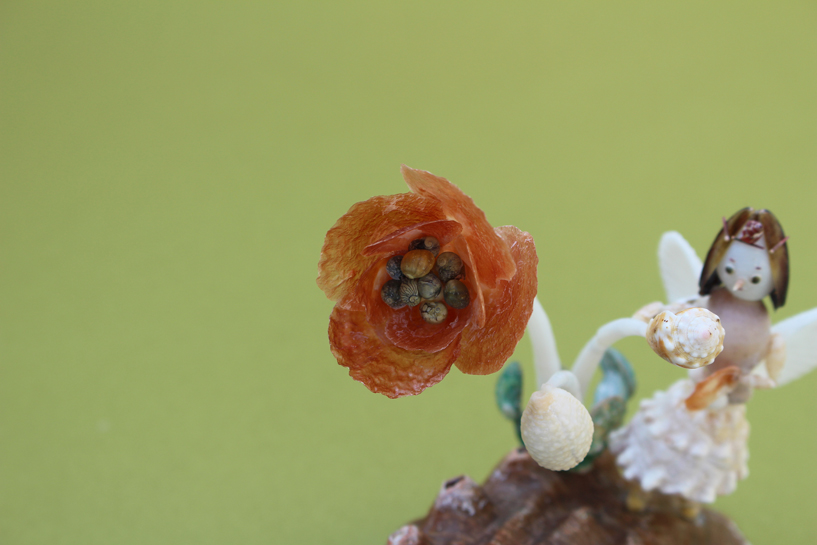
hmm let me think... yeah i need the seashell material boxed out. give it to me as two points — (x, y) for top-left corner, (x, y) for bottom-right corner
(381, 279), (405, 309)
(646, 308), (725, 369)
(386, 255), (405, 281)
(609, 378), (749, 503)
(401, 249), (436, 279)
(388, 446), (751, 544)
(520, 383), (594, 471)
(443, 279), (470, 309)
(399, 279), (421, 307)
(436, 252), (464, 283)
(417, 273), (443, 300)
(409, 236), (441, 257)
(420, 301), (448, 324)
(684, 366), (741, 411)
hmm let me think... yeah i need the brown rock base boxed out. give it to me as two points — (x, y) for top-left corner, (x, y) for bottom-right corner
(388, 448), (747, 545)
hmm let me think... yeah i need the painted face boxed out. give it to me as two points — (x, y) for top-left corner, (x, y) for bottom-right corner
(716, 236), (774, 301)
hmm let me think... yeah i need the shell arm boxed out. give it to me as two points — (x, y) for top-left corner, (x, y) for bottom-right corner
(763, 332), (786, 384)
(772, 307), (817, 387)
(633, 297), (708, 323)
(571, 318), (648, 399)
(685, 366), (741, 411)
(645, 308), (724, 370)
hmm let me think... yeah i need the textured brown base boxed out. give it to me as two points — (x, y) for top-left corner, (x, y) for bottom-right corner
(388, 448), (747, 545)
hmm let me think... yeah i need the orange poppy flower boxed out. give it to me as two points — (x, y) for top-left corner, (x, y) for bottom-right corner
(317, 166), (538, 398)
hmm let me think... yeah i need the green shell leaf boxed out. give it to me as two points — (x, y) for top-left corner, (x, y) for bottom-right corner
(495, 361), (523, 446)
(572, 348), (637, 472)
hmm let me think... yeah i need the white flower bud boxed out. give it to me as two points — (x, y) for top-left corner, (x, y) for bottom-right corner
(521, 381), (593, 471)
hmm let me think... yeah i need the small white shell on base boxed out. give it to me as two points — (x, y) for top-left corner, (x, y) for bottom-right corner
(609, 379), (749, 503)
(520, 383), (593, 471)
(647, 308), (725, 369)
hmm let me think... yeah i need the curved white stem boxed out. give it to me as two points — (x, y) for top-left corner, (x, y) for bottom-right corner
(527, 297), (562, 387)
(546, 370), (582, 400)
(571, 318), (648, 399)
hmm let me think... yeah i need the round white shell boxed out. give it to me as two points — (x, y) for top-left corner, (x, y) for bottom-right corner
(647, 308), (725, 369)
(520, 383), (593, 471)
(609, 379), (749, 503)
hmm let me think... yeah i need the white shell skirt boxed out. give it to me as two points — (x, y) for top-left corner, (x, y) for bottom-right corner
(608, 379), (749, 503)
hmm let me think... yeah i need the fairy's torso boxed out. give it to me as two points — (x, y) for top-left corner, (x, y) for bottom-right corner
(703, 288), (770, 377)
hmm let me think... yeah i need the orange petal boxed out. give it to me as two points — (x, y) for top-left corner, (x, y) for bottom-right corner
(401, 166), (516, 288)
(329, 302), (460, 398)
(317, 192), (446, 302)
(382, 296), (471, 353)
(362, 219), (462, 257)
(454, 226), (538, 375)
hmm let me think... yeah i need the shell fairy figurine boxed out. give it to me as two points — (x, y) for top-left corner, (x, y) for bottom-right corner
(517, 207), (817, 512)
(608, 207), (817, 511)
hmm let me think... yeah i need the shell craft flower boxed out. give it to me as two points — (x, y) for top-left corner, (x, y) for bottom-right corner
(317, 166), (538, 398)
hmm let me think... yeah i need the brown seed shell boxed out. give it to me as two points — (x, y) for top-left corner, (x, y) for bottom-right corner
(401, 249), (436, 279)
(417, 273), (443, 300)
(386, 255), (405, 280)
(420, 301), (448, 324)
(399, 279), (421, 307)
(444, 279), (470, 309)
(381, 279), (405, 308)
(436, 252), (464, 283)
(409, 236), (441, 257)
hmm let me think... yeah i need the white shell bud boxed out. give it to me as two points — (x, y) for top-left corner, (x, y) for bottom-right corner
(520, 382), (593, 471)
(646, 308), (724, 369)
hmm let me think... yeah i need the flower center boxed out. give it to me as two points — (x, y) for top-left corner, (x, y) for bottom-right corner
(380, 235), (471, 324)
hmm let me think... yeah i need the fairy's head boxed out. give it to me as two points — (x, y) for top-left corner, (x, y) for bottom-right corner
(699, 208), (789, 308)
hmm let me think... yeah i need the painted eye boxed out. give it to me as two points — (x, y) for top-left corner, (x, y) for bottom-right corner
(724, 266), (735, 274)
(751, 275), (762, 284)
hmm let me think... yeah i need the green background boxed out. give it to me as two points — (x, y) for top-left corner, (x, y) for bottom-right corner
(2, 2), (816, 543)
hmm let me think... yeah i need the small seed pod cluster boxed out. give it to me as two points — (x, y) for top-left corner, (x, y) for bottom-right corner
(379, 235), (471, 324)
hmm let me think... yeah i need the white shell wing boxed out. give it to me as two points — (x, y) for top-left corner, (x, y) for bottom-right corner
(773, 307), (817, 387)
(658, 231), (702, 303)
